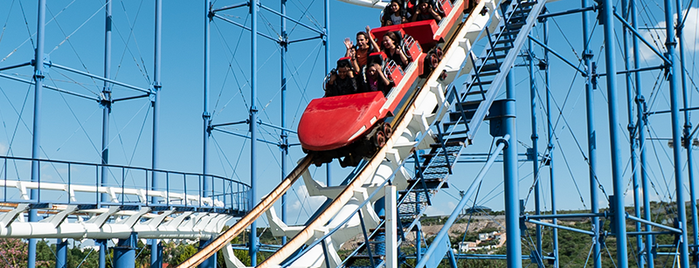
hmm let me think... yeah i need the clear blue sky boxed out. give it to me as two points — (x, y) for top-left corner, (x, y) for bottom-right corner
(0, 0), (697, 224)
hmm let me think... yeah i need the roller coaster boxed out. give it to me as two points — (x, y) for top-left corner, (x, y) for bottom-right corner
(182, 0), (547, 266)
(1, 0), (698, 267)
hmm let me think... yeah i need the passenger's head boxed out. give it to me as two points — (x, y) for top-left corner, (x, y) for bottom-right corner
(388, 0), (401, 14)
(382, 32), (400, 50)
(336, 59), (352, 79)
(356, 32), (371, 49)
(417, 0), (432, 10)
(367, 63), (381, 77)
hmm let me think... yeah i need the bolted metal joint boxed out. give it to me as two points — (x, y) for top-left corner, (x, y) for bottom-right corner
(33, 71), (45, 80)
(665, 40), (677, 48)
(99, 96), (112, 109)
(496, 137), (509, 149)
(663, 53), (672, 80)
(591, 62), (598, 90)
(635, 94), (645, 104)
(207, 2), (215, 19)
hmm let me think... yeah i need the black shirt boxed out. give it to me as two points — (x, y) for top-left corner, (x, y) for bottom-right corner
(326, 75), (360, 97)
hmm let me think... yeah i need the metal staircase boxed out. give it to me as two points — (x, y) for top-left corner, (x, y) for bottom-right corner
(341, 0), (547, 267)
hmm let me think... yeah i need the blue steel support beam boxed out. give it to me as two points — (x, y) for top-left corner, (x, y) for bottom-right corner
(211, 128), (280, 146)
(257, 120), (297, 133)
(662, 0), (691, 265)
(212, 14), (278, 43)
(543, 18), (559, 268)
(203, 0), (211, 203)
(152, 0), (164, 266)
(627, 231), (675, 236)
(580, 1), (601, 266)
(250, 0), (259, 264)
(601, 0), (629, 266)
(280, 0), (289, 245)
(504, 70), (522, 268)
(212, 2), (249, 13)
(451, 254), (532, 260)
(612, 12), (670, 64)
(101, 1), (112, 266)
(621, 0), (644, 266)
(415, 135), (508, 268)
(28, 0), (47, 267)
(630, 0), (653, 264)
(527, 36), (586, 75)
(101, 0), (113, 208)
(50, 63), (150, 94)
(114, 232), (137, 268)
(0, 73), (99, 101)
(526, 220), (595, 236)
(152, 242), (163, 268)
(527, 38), (543, 268)
(526, 213), (604, 219)
(287, 35), (326, 44)
(595, 65), (665, 76)
(0, 61), (31, 71)
(626, 214), (682, 233)
(537, 5), (596, 19)
(259, 3), (324, 35)
(676, 0), (699, 265)
(98, 239), (107, 268)
(56, 239), (67, 268)
(200, 1), (215, 267)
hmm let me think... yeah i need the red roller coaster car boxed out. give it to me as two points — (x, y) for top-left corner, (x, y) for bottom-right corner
(298, 0), (468, 167)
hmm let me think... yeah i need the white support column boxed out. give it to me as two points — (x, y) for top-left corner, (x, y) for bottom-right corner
(385, 185), (397, 268)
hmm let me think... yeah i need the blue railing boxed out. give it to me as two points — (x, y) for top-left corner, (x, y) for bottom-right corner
(0, 155), (250, 215)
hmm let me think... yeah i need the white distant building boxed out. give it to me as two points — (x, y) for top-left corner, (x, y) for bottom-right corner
(478, 231), (498, 241)
(458, 241), (478, 252)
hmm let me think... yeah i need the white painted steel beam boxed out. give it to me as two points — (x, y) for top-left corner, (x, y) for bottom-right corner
(0, 180), (224, 207)
(0, 205), (232, 239)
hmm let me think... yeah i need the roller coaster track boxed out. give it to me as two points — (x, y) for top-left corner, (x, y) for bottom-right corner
(180, 0), (546, 266)
(0, 155), (249, 240)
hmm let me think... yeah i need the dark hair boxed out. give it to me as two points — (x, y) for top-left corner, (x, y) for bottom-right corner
(356, 32), (371, 40)
(337, 59), (351, 69)
(390, 0), (403, 11)
(383, 0), (404, 20)
(384, 31), (401, 46)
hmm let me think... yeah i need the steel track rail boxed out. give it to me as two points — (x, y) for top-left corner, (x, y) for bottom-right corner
(177, 154), (314, 268)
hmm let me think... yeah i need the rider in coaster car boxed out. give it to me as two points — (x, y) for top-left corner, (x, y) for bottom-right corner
(381, 31), (409, 69)
(412, 0), (442, 23)
(362, 56), (392, 96)
(325, 59), (360, 97)
(345, 26), (382, 74)
(382, 0), (411, 26)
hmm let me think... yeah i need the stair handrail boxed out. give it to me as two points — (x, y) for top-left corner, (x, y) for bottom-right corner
(414, 134), (510, 268)
(465, 0), (548, 141)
